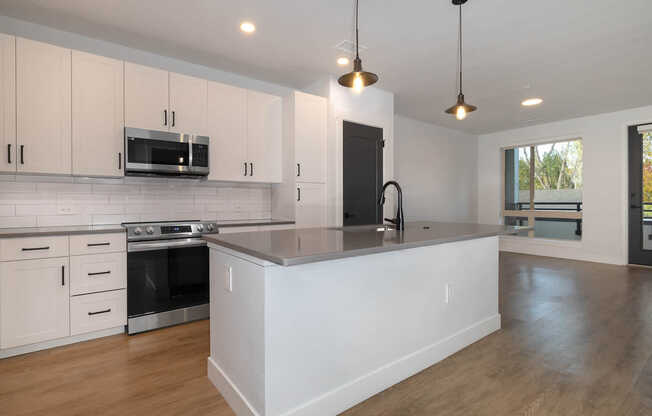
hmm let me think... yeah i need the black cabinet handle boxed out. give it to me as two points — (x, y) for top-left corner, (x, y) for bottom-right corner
(297, 163), (301, 177)
(164, 110), (168, 126)
(87, 242), (110, 247)
(61, 265), (65, 286)
(250, 162), (253, 176)
(88, 308), (111, 316)
(118, 152), (122, 170)
(297, 187), (301, 202)
(172, 111), (176, 127)
(22, 246), (50, 251)
(631, 204), (642, 209)
(7, 144), (10, 164)
(88, 271), (111, 276)
(244, 162), (248, 176)
(20, 145), (24, 164)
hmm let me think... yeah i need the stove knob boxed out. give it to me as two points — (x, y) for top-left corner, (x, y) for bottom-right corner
(196, 224), (204, 232)
(146, 226), (154, 235)
(207, 223), (214, 232)
(133, 227), (142, 235)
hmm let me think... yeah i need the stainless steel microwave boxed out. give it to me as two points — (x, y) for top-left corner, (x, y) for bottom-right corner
(124, 127), (209, 177)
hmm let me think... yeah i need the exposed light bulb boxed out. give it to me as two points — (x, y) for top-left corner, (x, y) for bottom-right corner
(456, 106), (467, 120)
(353, 73), (364, 93)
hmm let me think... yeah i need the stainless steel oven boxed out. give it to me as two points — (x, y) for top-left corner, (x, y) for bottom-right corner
(124, 128), (209, 177)
(125, 221), (217, 334)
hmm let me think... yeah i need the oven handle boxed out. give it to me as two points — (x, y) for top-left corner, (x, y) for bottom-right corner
(127, 238), (207, 253)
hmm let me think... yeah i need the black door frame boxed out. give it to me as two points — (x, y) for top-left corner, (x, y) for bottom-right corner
(628, 123), (652, 265)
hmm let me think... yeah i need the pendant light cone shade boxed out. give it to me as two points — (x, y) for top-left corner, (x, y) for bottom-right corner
(338, 0), (378, 91)
(446, 0), (476, 119)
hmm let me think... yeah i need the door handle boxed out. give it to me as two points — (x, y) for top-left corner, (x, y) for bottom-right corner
(118, 152), (122, 170)
(171, 111), (176, 127)
(297, 163), (301, 177)
(20, 145), (24, 165)
(88, 308), (111, 316)
(164, 110), (168, 126)
(7, 144), (10, 164)
(22, 246), (50, 251)
(244, 162), (248, 176)
(61, 265), (65, 286)
(88, 271), (111, 276)
(250, 162), (253, 177)
(87, 242), (111, 247)
(297, 187), (301, 202)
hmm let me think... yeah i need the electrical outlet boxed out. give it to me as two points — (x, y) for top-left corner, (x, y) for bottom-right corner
(225, 265), (233, 292)
(445, 284), (452, 304)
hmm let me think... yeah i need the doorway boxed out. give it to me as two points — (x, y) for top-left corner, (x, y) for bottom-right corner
(342, 121), (384, 226)
(628, 123), (652, 265)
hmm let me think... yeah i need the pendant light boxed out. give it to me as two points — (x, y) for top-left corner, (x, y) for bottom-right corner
(445, 0), (477, 120)
(338, 0), (378, 93)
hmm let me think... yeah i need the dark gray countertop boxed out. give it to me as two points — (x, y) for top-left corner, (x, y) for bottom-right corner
(204, 221), (527, 266)
(214, 219), (295, 228)
(0, 224), (126, 238)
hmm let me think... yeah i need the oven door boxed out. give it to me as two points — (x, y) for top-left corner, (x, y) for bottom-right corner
(127, 238), (209, 321)
(125, 128), (192, 175)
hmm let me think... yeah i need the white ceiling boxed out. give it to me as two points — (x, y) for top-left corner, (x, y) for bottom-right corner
(0, 0), (651, 134)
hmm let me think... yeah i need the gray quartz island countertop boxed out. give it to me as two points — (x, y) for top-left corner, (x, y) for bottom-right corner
(214, 219), (295, 228)
(204, 221), (527, 266)
(0, 224), (126, 238)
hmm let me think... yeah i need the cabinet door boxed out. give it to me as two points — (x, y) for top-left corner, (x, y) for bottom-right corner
(0, 257), (69, 349)
(247, 90), (282, 183)
(296, 182), (326, 228)
(206, 81), (248, 181)
(16, 38), (71, 175)
(72, 51), (124, 177)
(124, 62), (169, 131)
(0, 34), (15, 173)
(169, 72), (207, 135)
(294, 92), (327, 183)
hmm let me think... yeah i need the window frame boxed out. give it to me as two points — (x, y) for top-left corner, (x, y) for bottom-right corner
(501, 138), (583, 238)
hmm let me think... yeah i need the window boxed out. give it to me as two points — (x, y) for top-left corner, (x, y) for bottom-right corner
(503, 139), (583, 240)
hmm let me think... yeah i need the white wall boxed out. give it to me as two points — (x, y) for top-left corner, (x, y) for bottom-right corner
(395, 115), (478, 223)
(478, 105), (652, 265)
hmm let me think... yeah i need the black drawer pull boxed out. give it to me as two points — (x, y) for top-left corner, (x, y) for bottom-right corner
(88, 271), (111, 276)
(87, 242), (110, 247)
(88, 309), (111, 316)
(22, 246), (50, 251)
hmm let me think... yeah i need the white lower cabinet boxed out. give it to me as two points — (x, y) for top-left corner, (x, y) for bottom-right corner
(70, 289), (126, 336)
(0, 257), (69, 349)
(296, 183), (327, 228)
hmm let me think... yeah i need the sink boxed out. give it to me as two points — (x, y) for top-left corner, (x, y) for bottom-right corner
(329, 224), (397, 233)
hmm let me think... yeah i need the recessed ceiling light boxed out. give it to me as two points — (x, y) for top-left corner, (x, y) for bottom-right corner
(337, 57), (349, 66)
(240, 22), (256, 33)
(522, 98), (543, 107)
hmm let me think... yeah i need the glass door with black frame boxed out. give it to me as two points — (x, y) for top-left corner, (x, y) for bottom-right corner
(628, 123), (652, 265)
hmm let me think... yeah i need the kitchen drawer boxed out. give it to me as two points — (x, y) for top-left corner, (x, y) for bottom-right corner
(0, 236), (69, 261)
(70, 233), (126, 255)
(70, 289), (126, 336)
(70, 252), (126, 296)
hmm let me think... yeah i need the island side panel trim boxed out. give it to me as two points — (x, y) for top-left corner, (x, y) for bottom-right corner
(266, 236), (500, 415)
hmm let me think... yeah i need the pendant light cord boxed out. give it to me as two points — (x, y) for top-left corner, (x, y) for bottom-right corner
(458, 4), (463, 95)
(355, 0), (360, 59)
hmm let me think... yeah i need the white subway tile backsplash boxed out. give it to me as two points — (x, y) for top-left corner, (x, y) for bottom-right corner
(0, 176), (272, 228)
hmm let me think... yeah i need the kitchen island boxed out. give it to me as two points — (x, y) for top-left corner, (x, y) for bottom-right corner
(204, 222), (522, 416)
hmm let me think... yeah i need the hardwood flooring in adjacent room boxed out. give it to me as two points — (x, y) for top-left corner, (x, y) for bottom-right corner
(2, 253), (652, 415)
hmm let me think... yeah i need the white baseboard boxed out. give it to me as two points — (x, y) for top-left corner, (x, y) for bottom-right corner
(207, 357), (261, 416)
(208, 314), (501, 416)
(0, 326), (125, 359)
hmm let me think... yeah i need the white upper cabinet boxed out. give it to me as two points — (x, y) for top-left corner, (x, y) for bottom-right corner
(294, 92), (327, 183)
(247, 90), (282, 183)
(16, 38), (71, 175)
(124, 62), (169, 131)
(72, 51), (124, 177)
(0, 34), (15, 174)
(207, 81), (247, 181)
(169, 72), (207, 135)
(0, 257), (70, 349)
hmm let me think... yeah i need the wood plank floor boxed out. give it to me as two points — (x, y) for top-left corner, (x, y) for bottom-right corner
(2, 252), (652, 415)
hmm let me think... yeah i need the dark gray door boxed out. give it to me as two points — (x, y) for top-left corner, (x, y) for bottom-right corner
(343, 121), (383, 226)
(628, 123), (652, 265)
